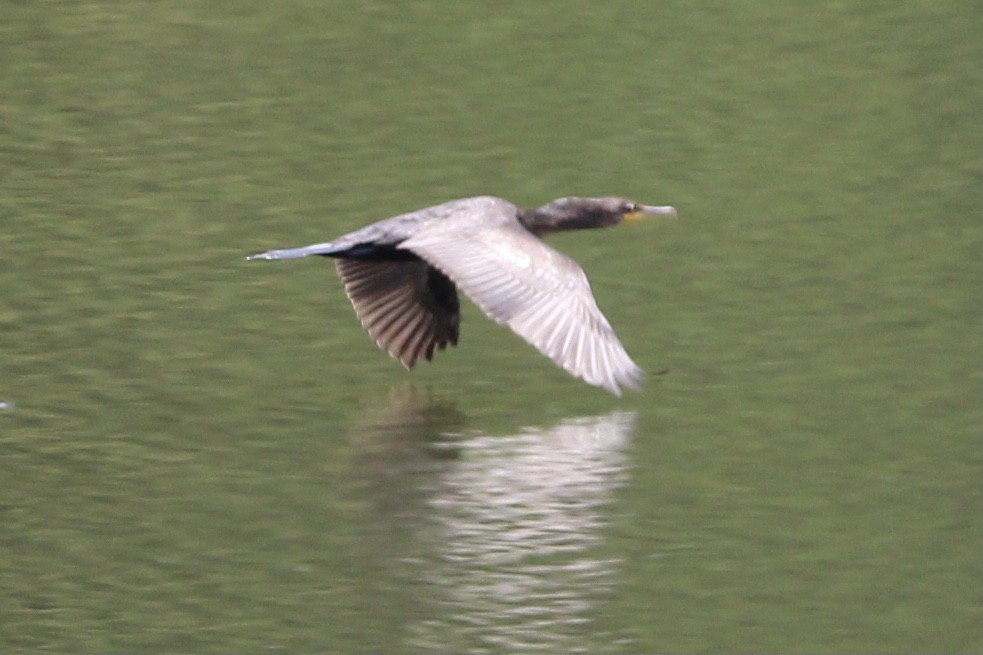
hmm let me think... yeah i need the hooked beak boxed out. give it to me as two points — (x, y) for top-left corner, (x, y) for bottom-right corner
(623, 204), (678, 223)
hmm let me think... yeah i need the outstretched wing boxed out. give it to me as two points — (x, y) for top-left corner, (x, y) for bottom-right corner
(400, 213), (643, 395)
(335, 257), (460, 369)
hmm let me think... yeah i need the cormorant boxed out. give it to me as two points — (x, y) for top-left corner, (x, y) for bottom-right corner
(248, 196), (676, 395)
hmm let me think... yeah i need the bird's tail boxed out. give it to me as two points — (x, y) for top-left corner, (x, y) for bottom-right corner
(246, 242), (341, 261)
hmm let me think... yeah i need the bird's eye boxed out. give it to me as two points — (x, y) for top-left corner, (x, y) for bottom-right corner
(624, 202), (638, 213)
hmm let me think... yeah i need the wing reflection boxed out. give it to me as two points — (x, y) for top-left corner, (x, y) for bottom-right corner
(413, 411), (635, 652)
(348, 389), (636, 652)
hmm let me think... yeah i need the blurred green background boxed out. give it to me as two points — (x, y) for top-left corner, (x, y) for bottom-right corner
(1, 1), (979, 653)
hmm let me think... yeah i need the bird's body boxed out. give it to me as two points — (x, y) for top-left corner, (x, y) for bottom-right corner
(248, 196), (676, 395)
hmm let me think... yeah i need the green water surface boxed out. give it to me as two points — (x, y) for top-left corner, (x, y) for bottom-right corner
(1, 1), (980, 652)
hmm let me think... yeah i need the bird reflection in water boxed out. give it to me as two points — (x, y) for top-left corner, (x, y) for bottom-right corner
(348, 387), (636, 653)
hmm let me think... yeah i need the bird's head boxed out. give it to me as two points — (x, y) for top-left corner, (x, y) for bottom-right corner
(521, 197), (676, 235)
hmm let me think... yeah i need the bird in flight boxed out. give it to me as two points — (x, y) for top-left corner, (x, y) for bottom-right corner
(248, 196), (676, 395)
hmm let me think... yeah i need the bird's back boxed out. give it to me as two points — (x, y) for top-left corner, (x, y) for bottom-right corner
(331, 196), (520, 251)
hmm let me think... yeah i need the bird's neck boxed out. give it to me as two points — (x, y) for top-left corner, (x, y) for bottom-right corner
(517, 208), (614, 236)
(516, 209), (550, 236)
